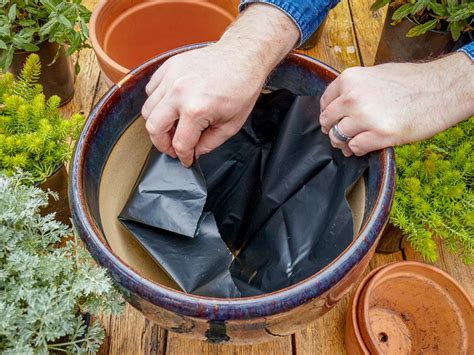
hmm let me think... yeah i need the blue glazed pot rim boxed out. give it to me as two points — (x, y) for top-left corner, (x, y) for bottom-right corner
(70, 44), (396, 321)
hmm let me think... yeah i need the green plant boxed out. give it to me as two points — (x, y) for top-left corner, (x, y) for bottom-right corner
(391, 117), (473, 264)
(371, 0), (474, 41)
(0, 53), (83, 184)
(0, 0), (91, 72)
(0, 170), (123, 353)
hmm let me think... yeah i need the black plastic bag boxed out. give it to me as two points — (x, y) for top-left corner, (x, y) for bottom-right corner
(119, 90), (368, 297)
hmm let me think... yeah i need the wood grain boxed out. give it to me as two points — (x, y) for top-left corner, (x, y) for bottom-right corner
(347, 0), (387, 66)
(62, 0), (473, 354)
(293, 252), (404, 355)
(402, 238), (474, 298)
(301, 0), (361, 71)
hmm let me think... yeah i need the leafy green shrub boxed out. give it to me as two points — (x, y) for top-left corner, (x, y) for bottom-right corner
(371, 0), (474, 41)
(391, 117), (473, 264)
(0, 0), (91, 71)
(0, 170), (123, 353)
(0, 53), (83, 184)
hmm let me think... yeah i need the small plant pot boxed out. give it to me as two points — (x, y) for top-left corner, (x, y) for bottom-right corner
(352, 262), (473, 354)
(39, 164), (72, 226)
(375, 222), (404, 254)
(10, 42), (75, 106)
(375, 8), (456, 64)
(90, 0), (236, 85)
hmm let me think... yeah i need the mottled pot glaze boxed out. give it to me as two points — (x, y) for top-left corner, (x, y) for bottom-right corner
(69, 44), (396, 343)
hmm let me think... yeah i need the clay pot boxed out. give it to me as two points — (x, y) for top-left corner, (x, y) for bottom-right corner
(69, 44), (396, 343)
(90, 0), (236, 85)
(375, 8), (455, 64)
(9, 42), (75, 106)
(355, 262), (473, 354)
(39, 165), (71, 226)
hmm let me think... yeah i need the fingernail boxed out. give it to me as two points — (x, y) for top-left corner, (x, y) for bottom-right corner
(321, 127), (328, 134)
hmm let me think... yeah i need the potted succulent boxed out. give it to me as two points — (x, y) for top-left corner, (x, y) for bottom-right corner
(0, 170), (123, 353)
(379, 118), (473, 264)
(0, 54), (83, 224)
(0, 0), (91, 104)
(372, 0), (474, 63)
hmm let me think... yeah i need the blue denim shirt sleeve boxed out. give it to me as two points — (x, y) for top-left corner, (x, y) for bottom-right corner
(239, 0), (339, 45)
(458, 41), (474, 61)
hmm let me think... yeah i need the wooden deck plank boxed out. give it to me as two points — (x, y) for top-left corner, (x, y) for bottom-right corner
(347, 0), (387, 66)
(403, 238), (474, 298)
(300, 0), (361, 71)
(166, 334), (292, 355)
(64, 0), (472, 354)
(293, 252), (404, 355)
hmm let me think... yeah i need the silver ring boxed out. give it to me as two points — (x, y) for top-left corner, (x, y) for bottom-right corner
(331, 123), (353, 143)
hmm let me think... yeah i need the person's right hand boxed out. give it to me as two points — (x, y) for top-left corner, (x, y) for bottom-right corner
(141, 43), (266, 167)
(141, 3), (299, 167)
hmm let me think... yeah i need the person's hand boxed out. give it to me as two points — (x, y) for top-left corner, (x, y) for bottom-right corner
(142, 4), (299, 167)
(319, 52), (474, 157)
(142, 43), (265, 167)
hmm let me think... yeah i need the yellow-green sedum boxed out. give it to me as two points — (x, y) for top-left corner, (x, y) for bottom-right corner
(391, 117), (473, 264)
(0, 54), (83, 184)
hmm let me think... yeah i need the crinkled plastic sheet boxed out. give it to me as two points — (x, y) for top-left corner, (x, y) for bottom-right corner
(119, 90), (368, 298)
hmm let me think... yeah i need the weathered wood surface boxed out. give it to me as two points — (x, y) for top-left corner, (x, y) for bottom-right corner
(61, 0), (472, 354)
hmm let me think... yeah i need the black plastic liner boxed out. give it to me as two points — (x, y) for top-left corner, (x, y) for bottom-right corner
(119, 90), (368, 298)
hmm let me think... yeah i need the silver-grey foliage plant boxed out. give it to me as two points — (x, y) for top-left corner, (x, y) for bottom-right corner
(0, 170), (123, 354)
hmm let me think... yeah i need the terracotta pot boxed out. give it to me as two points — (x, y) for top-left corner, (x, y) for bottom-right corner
(90, 0), (236, 85)
(9, 42), (75, 106)
(376, 222), (404, 254)
(345, 267), (383, 355)
(69, 44), (396, 343)
(358, 262), (473, 354)
(375, 7), (455, 64)
(39, 164), (71, 226)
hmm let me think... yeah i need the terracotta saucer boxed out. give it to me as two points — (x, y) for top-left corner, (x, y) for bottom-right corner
(357, 262), (473, 354)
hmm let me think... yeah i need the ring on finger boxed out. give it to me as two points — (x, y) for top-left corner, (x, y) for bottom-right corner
(331, 122), (353, 143)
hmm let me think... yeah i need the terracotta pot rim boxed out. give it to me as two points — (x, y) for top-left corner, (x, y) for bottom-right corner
(90, 0), (235, 77)
(70, 44), (396, 320)
(359, 261), (473, 352)
(346, 265), (385, 354)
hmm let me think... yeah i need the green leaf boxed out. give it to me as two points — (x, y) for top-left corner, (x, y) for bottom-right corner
(406, 19), (439, 37)
(447, 7), (474, 22)
(8, 4), (16, 22)
(57, 14), (72, 28)
(371, 0), (390, 11)
(428, 1), (447, 17)
(392, 3), (415, 20)
(448, 21), (462, 41)
(0, 39), (6, 49)
(38, 18), (57, 37)
(0, 44), (13, 71)
(411, 0), (430, 15)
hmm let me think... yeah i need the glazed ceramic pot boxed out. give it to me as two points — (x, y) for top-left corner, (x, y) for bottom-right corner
(90, 0), (236, 85)
(39, 164), (71, 226)
(10, 42), (75, 105)
(356, 262), (473, 354)
(375, 8), (455, 64)
(69, 44), (396, 344)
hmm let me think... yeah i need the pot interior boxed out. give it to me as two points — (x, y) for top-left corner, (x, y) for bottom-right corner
(79, 49), (387, 299)
(362, 264), (473, 354)
(98, 115), (367, 290)
(102, 1), (234, 71)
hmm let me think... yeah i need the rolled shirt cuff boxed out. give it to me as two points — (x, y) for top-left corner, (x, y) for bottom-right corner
(458, 41), (474, 61)
(239, 0), (337, 46)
